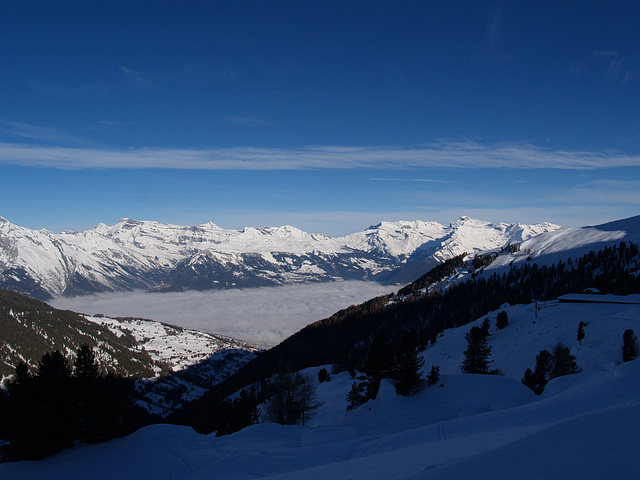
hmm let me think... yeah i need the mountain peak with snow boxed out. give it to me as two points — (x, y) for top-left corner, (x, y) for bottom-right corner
(1, 215), (562, 299)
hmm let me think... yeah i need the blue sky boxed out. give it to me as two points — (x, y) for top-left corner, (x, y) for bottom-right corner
(1, 1), (639, 235)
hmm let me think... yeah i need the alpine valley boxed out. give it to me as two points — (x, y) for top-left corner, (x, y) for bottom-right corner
(0, 216), (560, 300)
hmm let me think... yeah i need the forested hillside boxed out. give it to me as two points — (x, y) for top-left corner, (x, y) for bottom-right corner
(177, 240), (640, 433)
(0, 290), (156, 380)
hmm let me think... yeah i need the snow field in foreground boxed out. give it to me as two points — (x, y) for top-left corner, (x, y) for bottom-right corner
(3, 362), (640, 480)
(2, 299), (640, 479)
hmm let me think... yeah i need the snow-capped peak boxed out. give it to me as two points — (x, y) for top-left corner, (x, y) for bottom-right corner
(1, 215), (563, 299)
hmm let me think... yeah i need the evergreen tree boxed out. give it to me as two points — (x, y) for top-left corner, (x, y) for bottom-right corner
(35, 350), (77, 455)
(38, 350), (72, 381)
(86, 372), (132, 443)
(461, 325), (492, 374)
(318, 368), (330, 383)
(426, 364), (440, 386)
(480, 318), (492, 337)
(223, 389), (261, 434)
(622, 329), (640, 362)
(2, 362), (38, 460)
(577, 321), (588, 345)
(12, 361), (32, 386)
(521, 368), (536, 393)
(392, 333), (425, 396)
(346, 381), (368, 411)
(522, 349), (553, 395)
(362, 333), (394, 400)
(74, 344), (100, 381)
(1, 349), (136, 460)
(550, 343), (581, 378)
(73, 344), (100, 443)
(2, 351), (75, 460)
(496, 310), (509, 330)
(264, 373), (296, 425)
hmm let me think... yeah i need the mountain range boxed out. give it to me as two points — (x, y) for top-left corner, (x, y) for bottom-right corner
(0, 216), (560, 300)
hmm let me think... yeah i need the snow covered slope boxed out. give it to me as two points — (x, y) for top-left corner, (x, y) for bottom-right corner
(0, 216), (560, 299)
(84, 315), (259, 416)
(483, 214), (640, 273)
(84, 315), (257, 375)
(3, 298), (639, 479)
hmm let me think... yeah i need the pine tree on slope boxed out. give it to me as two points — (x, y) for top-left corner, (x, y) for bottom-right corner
(622, 329), (640, 362)
(392, 332), (425, 396)
(461, 325), (492, 374)
(550, 343), (581, 379)
(522, 349), (553, 395)
(496, 310), (509, 330)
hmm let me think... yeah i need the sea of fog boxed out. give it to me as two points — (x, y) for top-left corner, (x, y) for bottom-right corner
(50, 281), (394, 347)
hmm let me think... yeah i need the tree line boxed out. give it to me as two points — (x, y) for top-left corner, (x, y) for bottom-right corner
(0, 345), (150, 462)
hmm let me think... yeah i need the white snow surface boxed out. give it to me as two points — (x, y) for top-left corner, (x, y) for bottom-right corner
(3, 299), (640, 479)
(483, 214), (640, 273)
(84, 315), (257, 373)
(418, 216), (559, 262)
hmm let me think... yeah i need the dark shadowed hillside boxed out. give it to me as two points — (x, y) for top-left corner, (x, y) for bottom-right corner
(175, 239), (640, 432)
(0, 290), (156, 380)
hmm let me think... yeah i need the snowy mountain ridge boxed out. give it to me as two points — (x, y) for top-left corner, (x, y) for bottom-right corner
(0, 216), (561, 299)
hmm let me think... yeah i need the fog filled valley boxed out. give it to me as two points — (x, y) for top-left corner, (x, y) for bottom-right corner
(49, 281), (394, 348)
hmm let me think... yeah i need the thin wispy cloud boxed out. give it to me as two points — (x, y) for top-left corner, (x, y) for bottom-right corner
(369, 177), (457, 184)
(593, 50), (620, 57)
(0, 121), (94, 147)
(592, 50), (636, 86)
(120, 192), (172, 197)
(177, 62), (238, 83)
(119, 65), (154, 88)
(472, 5), (511, 63)
(607, 59), (624, 83)
(621, 70), (635, 85)
(97, 120), (127, 127)
(488, 6), (502, 47)
(226, 116), (269, 126)
(1, 141), (639, 171)
(554, 179), (640, 205)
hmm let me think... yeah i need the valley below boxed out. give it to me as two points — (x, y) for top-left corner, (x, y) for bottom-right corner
(49, 280), (393, 347)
